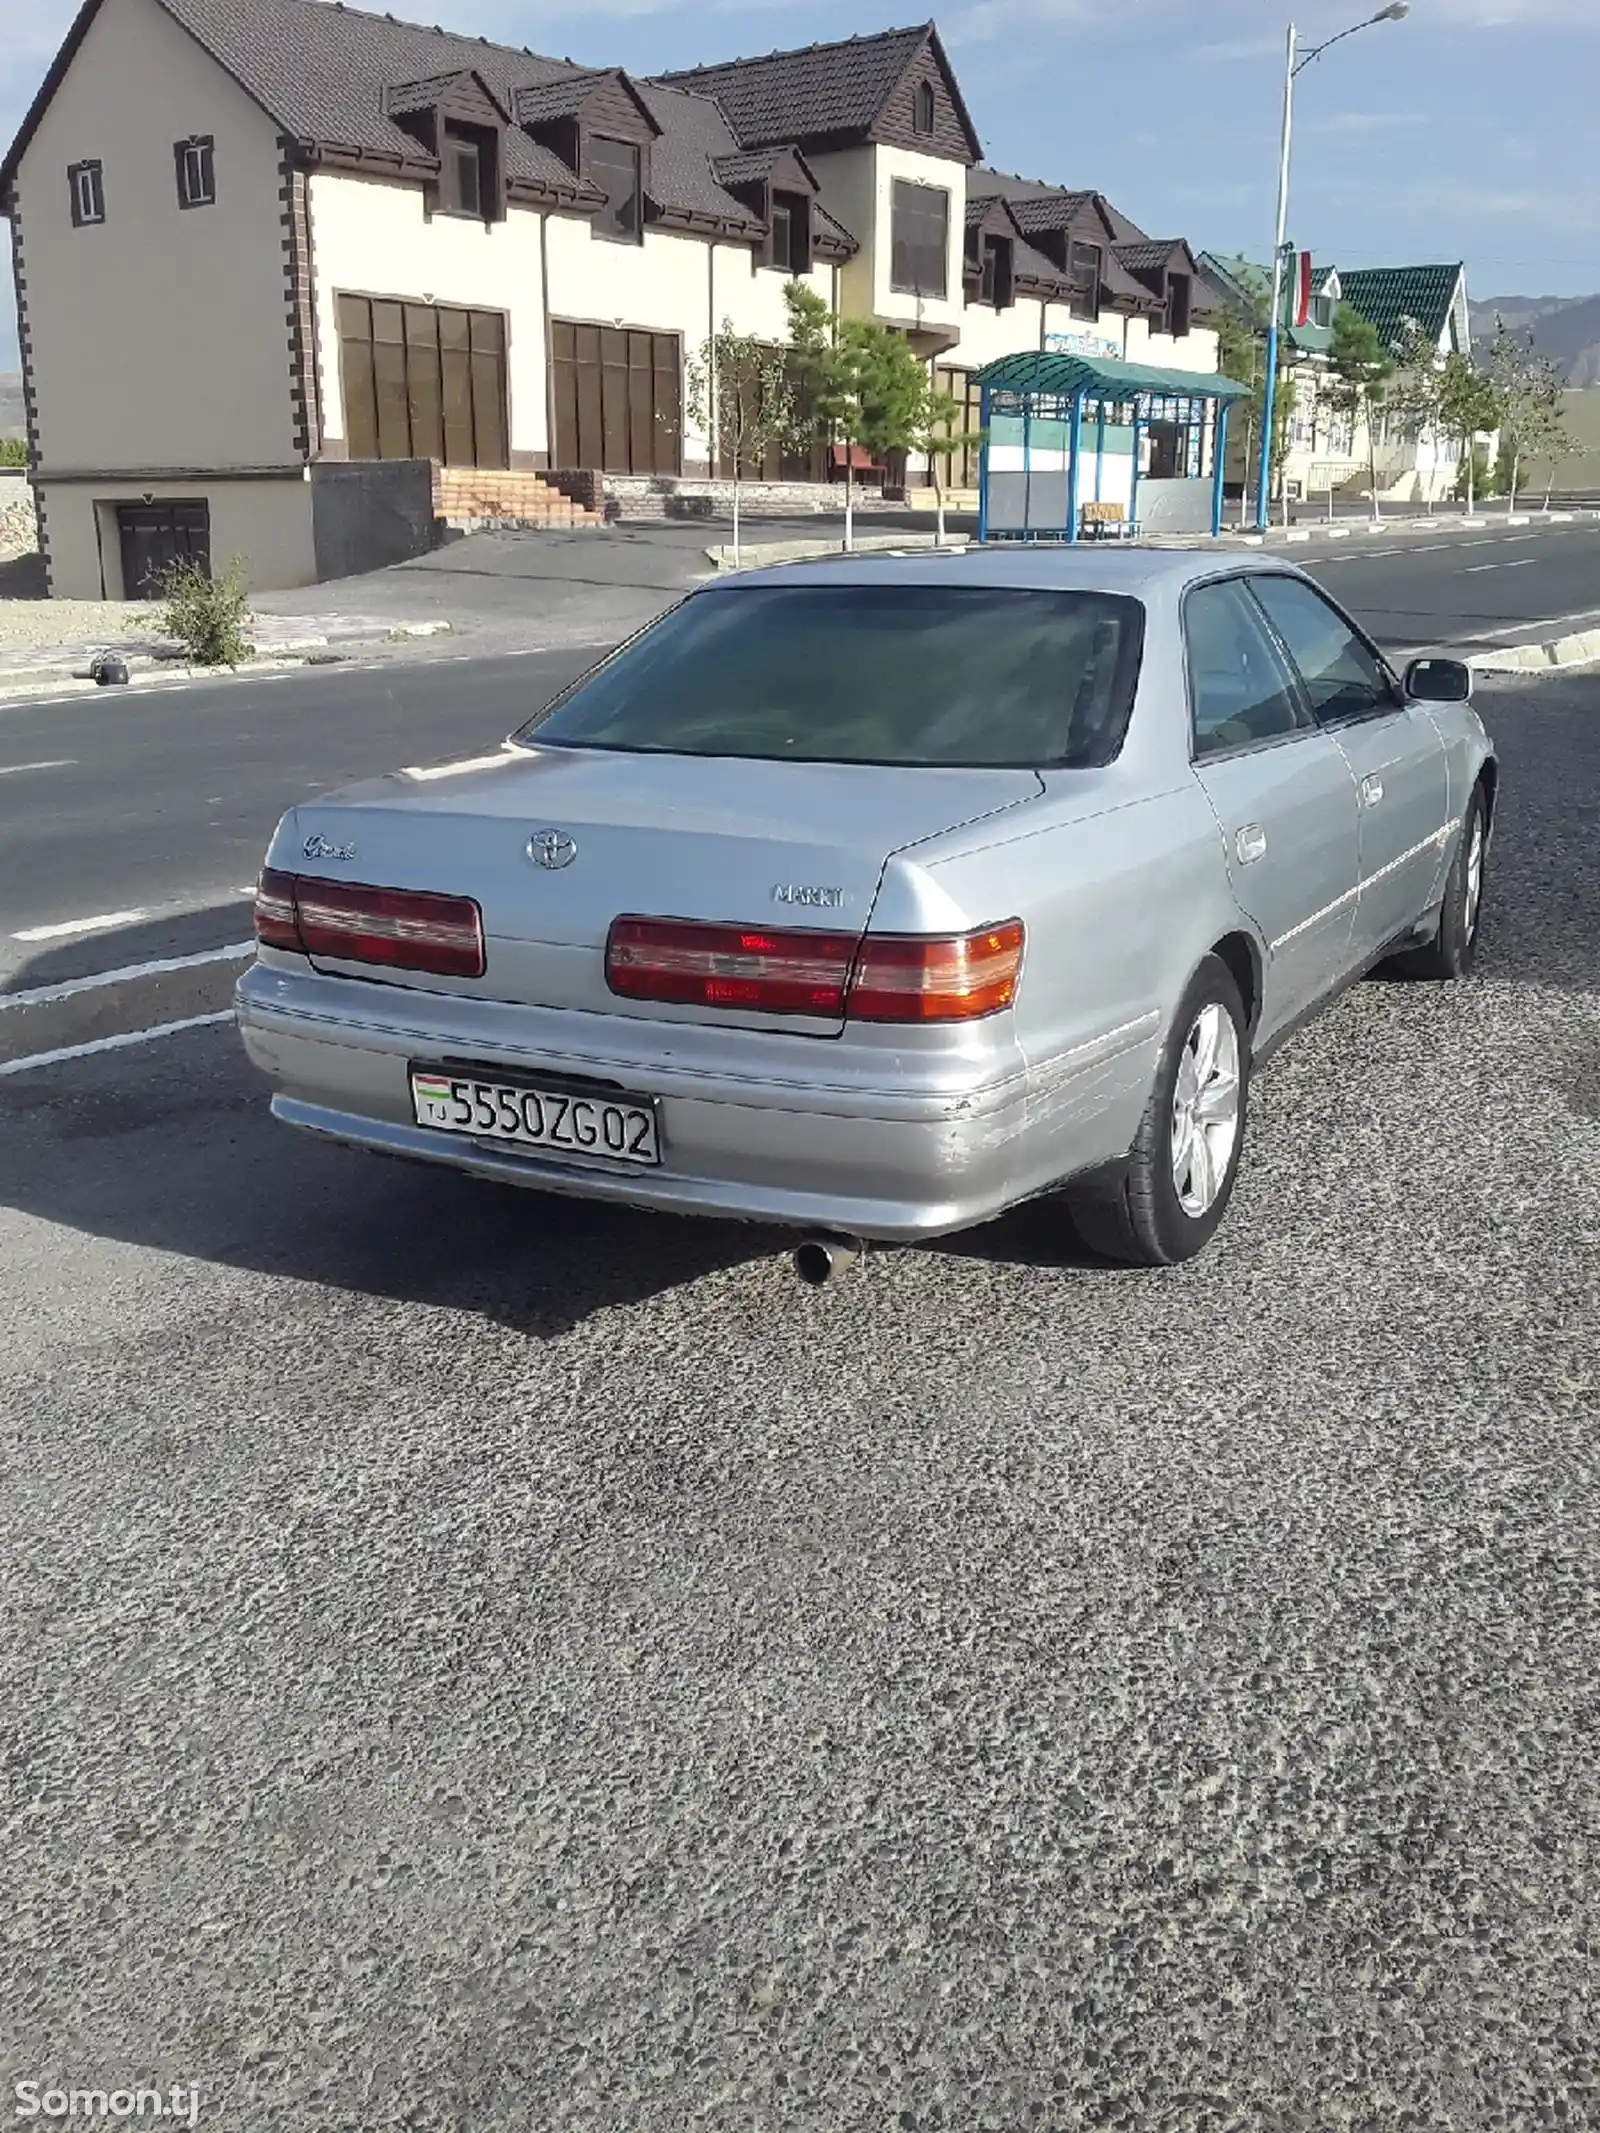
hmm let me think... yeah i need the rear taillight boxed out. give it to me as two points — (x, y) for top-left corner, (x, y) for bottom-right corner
(253, 867), (300, 952)
(254, 869), (485, 978)
(604, 916), (1024, 1023)
(607, 918), (857, 1016)
(848, 920), (1026, 1023)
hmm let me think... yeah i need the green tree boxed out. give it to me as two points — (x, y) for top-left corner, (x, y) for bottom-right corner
(1323, 305), (1396, 522)
(1538, 406), (1580, 508)
(0, 437), (27, 471)
(912, 381), (981, 548)
(783, 279), (859, 544)
(1437, 349), (1504, 516)
(1386, 318), (1450, 512)
(783, 286), (937, 551)
(1488, 319), (1566, 513)
(685, 315), (797, 566)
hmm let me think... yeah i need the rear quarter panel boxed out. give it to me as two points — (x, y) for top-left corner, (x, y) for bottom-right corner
(869, 774), (1244, 1195)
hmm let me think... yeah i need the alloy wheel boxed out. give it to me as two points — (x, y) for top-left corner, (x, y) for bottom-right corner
(1170, 1003), (1242, 1219)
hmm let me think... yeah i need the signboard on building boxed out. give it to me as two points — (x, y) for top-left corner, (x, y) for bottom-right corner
(1044, 331), (1122, 361)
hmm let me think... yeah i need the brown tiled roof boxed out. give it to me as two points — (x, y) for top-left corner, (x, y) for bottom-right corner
(387, 71), (507, 121)
(713, 146), (817, 189)
(1011, 239), (1070, 295)
(0, 0), (801, 232)
(812, 203), (860, 261)
(1116, 239), (1184, 273)
(654, 24), (973, 154)
(634, 83), (767, 233)
(512, 72), (610, 126)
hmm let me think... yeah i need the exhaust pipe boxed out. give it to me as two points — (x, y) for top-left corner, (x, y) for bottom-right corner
(792, 1234), (864, 1286)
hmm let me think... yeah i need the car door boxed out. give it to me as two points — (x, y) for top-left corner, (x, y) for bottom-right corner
(1247, 573), (1451, 961)
(1183, 576), (1363, 1037)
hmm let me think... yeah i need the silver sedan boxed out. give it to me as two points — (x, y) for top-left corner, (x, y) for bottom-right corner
(235, 547), (1496, 1274)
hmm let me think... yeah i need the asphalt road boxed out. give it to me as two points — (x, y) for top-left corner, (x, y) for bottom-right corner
(0, 648), (598, 987)
(1307, 514), (1600, 658)
(3, 673), (1597, 2126)
(5, 516), (1600, 994)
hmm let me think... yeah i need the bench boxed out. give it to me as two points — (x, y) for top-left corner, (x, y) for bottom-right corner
(1079, 500), (1141, 541)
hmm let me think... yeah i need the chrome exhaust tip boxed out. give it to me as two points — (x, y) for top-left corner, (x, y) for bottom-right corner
(792, 1234), (864, 1286)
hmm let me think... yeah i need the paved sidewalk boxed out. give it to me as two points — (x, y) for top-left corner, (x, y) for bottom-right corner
(0, 600), (452, 691)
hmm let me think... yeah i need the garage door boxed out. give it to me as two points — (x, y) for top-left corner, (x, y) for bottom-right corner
(116, 500), (210, 598)
(337, 296), (508, 469)
(551, 322), (680, 475)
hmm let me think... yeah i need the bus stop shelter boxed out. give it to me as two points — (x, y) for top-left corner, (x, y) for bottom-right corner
(971, 350), (1252, 543)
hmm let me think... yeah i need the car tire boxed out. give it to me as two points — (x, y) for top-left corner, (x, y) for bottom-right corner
(1067, 954), (1251, 1268)
(1387, 783), (1488, 981)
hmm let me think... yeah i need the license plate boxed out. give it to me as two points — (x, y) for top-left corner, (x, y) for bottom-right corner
(409, 1067), (661, 1166)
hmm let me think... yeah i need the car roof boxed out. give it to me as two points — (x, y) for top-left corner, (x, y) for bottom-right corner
(718, 545), (1303, 597)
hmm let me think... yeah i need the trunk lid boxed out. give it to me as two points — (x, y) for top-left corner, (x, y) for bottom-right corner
(272, 744), (1043, 1034)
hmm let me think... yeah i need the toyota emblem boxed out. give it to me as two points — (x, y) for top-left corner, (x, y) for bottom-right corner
(528, 829), (577, 870)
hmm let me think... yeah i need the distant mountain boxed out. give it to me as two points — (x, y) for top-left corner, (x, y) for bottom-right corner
(0, 373), (24, 439)
(1469, 294), (1600, 387)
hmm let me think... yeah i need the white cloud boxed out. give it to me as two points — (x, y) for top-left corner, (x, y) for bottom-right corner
(1422, 0), (1599, 20)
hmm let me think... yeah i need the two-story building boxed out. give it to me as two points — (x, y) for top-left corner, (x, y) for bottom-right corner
(1201, 250), (1476, 508)
(3, 0), (1222, 598)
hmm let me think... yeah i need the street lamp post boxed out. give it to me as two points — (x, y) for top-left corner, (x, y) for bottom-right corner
(1255, 3), (1410, 532)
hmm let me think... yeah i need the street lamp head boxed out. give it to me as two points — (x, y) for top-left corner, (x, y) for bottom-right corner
(1372, 2), (1410, 19)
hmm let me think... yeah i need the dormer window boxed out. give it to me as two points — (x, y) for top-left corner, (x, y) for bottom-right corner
(443, 125), (484, 217)
(978, 234), (1012, 309)
(387, 74), (509, 223)
(915, 81), (935, 136)
(770, 190), (810, 274)
(1068, 239), (1101, 321)
(1168, 271), (1192, 337)
(590, 137), (642, 243)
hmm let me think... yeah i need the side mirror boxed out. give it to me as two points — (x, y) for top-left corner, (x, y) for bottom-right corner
(1404, 656), (1473, 704)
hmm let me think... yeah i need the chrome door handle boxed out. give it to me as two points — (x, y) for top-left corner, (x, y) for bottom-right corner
(1361, 773), (1384, 806)
(1236, 824), (1267, 865)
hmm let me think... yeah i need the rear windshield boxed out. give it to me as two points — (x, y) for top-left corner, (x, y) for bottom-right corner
(512, 583), (1146, 769)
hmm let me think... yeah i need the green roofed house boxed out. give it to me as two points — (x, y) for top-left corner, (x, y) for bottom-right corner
(1198, 251), (1474, 510)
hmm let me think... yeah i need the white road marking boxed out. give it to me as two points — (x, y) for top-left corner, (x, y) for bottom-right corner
(0, 941), (254, 1012)
(1464, 558), (1538, 574)
(13, 908), (146, 943)
(0, 1010), (232, 1078)
(0, 758), (77, 777)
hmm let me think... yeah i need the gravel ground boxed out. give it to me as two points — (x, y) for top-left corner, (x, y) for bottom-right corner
(0, 593), (161, 647)
(2, 675), (1598, 2131)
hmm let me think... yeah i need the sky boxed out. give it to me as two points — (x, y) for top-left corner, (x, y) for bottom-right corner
(4, 0), (1599, 373)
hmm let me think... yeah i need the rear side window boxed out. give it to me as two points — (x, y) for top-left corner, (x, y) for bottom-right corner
(1249, 574), (1394, 723)
(1185, 578), (1309, 758)
(514, 584), (1147, 769)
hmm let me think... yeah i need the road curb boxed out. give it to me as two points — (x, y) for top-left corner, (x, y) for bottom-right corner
(0, 620), (454, 705)
(705, 531), (970, 571)
(1470, 625), (1600, 675)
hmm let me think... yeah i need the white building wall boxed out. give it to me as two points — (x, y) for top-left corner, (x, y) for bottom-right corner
(809, 144), (965, 337)
(544, 214), (834, 466)
(309, 169), (550, 462)
(308, 173), (837, 469)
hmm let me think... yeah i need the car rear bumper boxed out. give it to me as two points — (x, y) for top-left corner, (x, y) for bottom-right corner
(234, 959), (1154, 1242)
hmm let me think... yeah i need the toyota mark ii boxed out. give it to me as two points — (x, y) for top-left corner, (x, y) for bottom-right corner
(234, 548), (1496, 1270)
